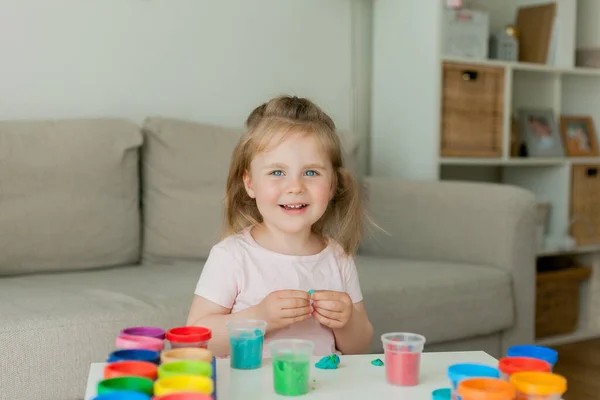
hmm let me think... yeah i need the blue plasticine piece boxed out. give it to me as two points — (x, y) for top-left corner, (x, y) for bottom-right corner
(315, 354), (340, 369)
(371, 358), (384, 366)
(308, 289), (316, 295)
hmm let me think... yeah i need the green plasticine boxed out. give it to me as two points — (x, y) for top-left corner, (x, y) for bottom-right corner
(273, 355), (311, 396)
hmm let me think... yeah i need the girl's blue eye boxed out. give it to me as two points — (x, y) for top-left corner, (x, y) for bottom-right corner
(271, 170), (283, 176)
(305, 170), (319, 177)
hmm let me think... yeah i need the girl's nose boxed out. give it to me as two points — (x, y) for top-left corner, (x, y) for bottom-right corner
(286, 177), (305, 194)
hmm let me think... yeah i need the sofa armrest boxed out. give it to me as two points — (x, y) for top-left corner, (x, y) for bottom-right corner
(360, 177), (537, 352)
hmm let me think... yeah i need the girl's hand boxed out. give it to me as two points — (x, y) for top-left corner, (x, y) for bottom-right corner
(311, 290), (353, 329)
(257, 290), (311, 332)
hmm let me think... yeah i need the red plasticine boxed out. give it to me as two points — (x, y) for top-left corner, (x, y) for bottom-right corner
(385, 344), (421, 386)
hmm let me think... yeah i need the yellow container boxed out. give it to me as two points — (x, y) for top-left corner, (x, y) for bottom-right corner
(509, 371), (567, 400)
(154, 375), (214, 396)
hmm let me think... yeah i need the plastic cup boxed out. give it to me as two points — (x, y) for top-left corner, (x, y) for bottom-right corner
(269, 339), (314, 396)
(456, 378), (517, 400)
(151, 394), (213, 400)
(447, 363), (500, 398)
(381, 332), (426, 386)
(227, 319), (267, 370)
(498, 356), (552, 380)
(92, 392), (151, 400)
(160, 348), (213, 364)
(107, 349), (160, 364)
(153, 376), (214, 396)
(103, 360), (158, 380)
(97, 376), (154, 396)
(507, 345), (558, 369)
(432, 388), (452, 400)
(120, 326), (166, 340)
(116, 334), (165, 352)
(509, 371), (567, 400)
(166, 326), (212, 349)
(157, 360), (212, 379)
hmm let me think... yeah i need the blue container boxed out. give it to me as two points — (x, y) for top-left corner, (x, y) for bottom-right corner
(507, 345), (558, 367)
(211, 355), (217, 400)
(432, 388), (452, 400)
(229, 329), (264, 370)
(92, 391), (150, 400)
(107, 349), (160, 364)
(447, 363), (500, 390)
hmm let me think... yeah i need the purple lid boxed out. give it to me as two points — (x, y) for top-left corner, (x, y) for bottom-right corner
(120, 326), (166, 340)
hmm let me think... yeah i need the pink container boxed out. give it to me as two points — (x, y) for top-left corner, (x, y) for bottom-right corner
(381, 332), (426, 386)
(166, 327), (212, 349)
(116, 334), (165, 352)
(121, 326), (166, 340)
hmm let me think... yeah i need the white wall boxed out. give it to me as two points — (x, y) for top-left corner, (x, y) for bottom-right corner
(1, 0), (368, 138)
(370, 0), (441, 180)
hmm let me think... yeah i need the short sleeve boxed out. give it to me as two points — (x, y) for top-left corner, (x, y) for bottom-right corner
(341, 256), (363, 304)
(194, 244), (240, 309)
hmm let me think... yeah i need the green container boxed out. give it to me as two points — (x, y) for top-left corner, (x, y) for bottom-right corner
(158, 360), (212, 379)
(97, 376), (154, 395)
(269, 339), (314, 396)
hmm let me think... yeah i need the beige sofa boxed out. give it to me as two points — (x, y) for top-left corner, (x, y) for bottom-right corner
(0, 117), (537, 400)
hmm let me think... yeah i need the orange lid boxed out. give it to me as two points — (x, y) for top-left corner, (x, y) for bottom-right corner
(510, 371), (567, 396)
(456, 378), (516, 400)
(498, 356), (552, 375)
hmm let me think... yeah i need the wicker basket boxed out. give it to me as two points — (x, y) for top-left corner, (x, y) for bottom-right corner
(441, 62), (505, 157)
(570, 165), (600, 245)
(535, 266), (592, 339)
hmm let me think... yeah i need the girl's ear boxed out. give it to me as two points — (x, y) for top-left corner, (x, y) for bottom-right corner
(243, 170), (255, 198)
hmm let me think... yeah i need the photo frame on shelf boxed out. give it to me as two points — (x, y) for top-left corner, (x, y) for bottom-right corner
(517, 108), (564, 157)
(560, 116), (599, 157)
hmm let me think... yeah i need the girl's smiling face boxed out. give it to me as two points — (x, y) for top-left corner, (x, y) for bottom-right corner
(243, 132), (334, 236)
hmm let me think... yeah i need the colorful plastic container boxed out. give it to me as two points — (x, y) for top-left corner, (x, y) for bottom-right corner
(506, 345), (558, 368)
(227, 319), (267, 370)
(153, 376), (214, 396)
(381, 332), (426, 386)
(432, 388), (452, 400)
(498, 356), (552, 380)
(157, 360), (212, 379)
(160, 348), (213, 364)
(447, 363), (500, 398)
(92, 392), (151, 400)
(97, 376), (154, 396)
(509, 371), (567, 400)
(120, 326), (166, 340)
(116, 334), (165, 352)
(151, 394), (212, 400)
(165, 326), (212, 349)
(456, 378), (517, 400)
(107, 349), (160, 364)
(270, 339), (314, 396)
(103, 361), (158, 380)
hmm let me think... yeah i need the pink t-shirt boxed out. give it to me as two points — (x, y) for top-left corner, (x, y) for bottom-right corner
(194, 228), (364, 357)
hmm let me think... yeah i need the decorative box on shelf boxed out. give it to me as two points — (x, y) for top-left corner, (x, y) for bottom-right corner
(440, 61), (504, 157)
(570, 165), (600, 246)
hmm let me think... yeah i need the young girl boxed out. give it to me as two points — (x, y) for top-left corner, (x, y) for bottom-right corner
(186, 95), (373, 357)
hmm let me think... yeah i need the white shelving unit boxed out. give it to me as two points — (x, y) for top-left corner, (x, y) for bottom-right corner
(371, 0), (600, 346)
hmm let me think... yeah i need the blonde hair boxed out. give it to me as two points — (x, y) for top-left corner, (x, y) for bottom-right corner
(225, 95), (364, 255)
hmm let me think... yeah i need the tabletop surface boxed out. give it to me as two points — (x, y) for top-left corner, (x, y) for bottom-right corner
(85, 351), (500, 400)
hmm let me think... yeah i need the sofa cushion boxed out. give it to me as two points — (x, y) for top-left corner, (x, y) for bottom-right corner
(0, 118), (142, 276)
(141, 117), (363, 262)
(356, 256), (514, 353)
(141, 117), (243, 261)
(0, 262), (201, 400)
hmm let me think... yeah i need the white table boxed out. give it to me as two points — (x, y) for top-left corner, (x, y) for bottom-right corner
(85, 351), (499, 400)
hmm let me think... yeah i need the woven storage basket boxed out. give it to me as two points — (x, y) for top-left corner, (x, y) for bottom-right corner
(535, 266), (592, 339)
(570, 165), (600, 245)
(441, 62), (504, 157)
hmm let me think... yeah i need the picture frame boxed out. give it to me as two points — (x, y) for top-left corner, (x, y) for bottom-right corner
(559, 115), (599, 157)
(517, 108), (564, 157)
